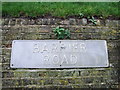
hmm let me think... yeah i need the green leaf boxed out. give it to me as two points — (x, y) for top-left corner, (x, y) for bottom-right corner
(52, 26), (71, 39)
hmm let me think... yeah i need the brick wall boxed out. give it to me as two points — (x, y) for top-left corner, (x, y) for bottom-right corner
(1, 18), (120, 89)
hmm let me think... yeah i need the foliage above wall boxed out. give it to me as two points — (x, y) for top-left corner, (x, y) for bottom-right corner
(2, 2), (119, 18)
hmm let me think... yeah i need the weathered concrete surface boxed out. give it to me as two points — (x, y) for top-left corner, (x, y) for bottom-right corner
(1, 18), (120, 89)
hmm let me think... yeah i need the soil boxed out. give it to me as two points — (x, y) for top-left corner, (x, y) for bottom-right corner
(2, 14), (120, 20)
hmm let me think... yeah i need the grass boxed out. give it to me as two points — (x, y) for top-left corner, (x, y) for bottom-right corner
(2, 2), (119, 18)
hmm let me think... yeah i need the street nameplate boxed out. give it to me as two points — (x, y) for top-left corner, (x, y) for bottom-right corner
(10, 40), (109, 68)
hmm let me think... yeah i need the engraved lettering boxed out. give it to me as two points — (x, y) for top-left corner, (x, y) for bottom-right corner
(71, 43), (78, 52)
(52, 43), (57, 51)
(70, 55), (77, 64)
(80, 43), (86, 52)
(44, 56), (49, 61)
(61, 55), (68, 64)
(53, 55), (59, 64)
(61, 43), (66, 50)
(33, 44), (40, 53)
(43, 43), (48, 52)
